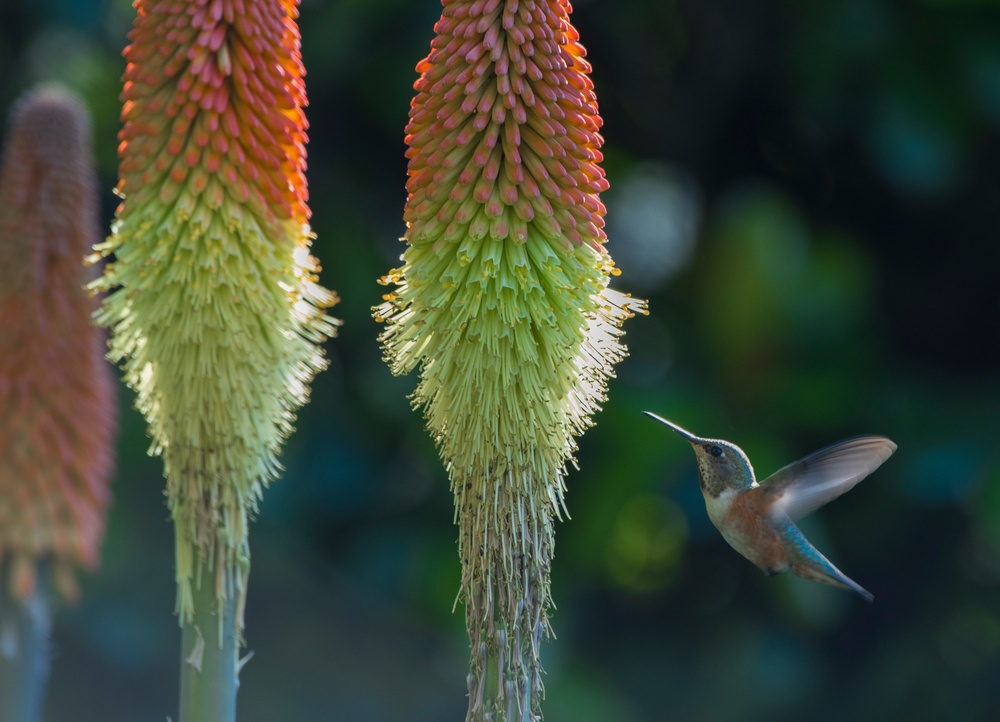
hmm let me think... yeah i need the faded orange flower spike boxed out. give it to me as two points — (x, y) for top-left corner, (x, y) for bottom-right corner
(0, 87), (117, 601)
(91, 0), (338, 622)
(376, 1), (645, 719)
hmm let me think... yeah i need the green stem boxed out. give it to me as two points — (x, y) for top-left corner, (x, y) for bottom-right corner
(178, 561), (239, 722)
(0, 576), (51, 722)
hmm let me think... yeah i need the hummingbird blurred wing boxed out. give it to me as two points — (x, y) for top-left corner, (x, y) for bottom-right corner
(760, 436), (896, 521)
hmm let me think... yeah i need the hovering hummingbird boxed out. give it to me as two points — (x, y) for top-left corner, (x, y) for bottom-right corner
(643, 412), (896, 601)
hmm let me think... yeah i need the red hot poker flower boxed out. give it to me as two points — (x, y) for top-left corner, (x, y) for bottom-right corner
(0, 87), (117, 601)
(376, 2), (645, 719)
(92, 0), (337, 623)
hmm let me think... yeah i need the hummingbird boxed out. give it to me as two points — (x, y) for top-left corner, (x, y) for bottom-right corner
(643, 412), (896, 601)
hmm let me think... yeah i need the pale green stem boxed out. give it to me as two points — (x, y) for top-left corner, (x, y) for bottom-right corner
(0, 574), (50, 722)
(178, 560), (239, 722)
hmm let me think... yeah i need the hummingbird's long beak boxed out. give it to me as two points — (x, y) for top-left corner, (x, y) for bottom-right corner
(642, 411), (701, 444)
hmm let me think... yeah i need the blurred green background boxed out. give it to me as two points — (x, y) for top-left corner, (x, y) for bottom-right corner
(4, 0), (1000, 720)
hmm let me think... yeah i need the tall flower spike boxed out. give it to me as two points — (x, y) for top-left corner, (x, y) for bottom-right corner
(91, 0), (338, 626)
(0, 86), (117, 603)
(376, 2), (645, 719)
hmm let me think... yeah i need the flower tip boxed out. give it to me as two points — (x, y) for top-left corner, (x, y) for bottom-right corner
(6, 84), (91, 172)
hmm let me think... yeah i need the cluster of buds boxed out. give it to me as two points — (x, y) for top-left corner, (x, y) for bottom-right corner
(90, 0), (338, 620)
(0, 87), (117, 601)
(376, 1), (644, 718)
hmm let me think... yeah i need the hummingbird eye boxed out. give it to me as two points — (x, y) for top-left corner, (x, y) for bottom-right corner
(708, 445), (723, 457)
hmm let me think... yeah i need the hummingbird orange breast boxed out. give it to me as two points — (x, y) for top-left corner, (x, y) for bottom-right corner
(706, 489), (790, 574)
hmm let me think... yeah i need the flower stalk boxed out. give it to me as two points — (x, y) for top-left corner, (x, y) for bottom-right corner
(178, 553), (240, 722)
(0, 572), (50, 722)
(376, 1), (645, 719)
(90, 0), (337, 718)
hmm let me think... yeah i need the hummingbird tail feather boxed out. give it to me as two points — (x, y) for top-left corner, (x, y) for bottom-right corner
(780, 521), (874, 602)
(790, 557), (874, 603)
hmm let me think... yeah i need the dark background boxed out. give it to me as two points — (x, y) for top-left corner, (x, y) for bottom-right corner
(3, 0), (1000, 720)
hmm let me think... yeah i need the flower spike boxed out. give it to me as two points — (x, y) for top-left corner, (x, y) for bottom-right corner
(90, 0), (339, 626)
(0, 86), (117, 603)
(376, 2), (646, 719)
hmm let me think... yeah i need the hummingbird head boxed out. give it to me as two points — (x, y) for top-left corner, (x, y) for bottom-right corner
(643, 412), (756, 497)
